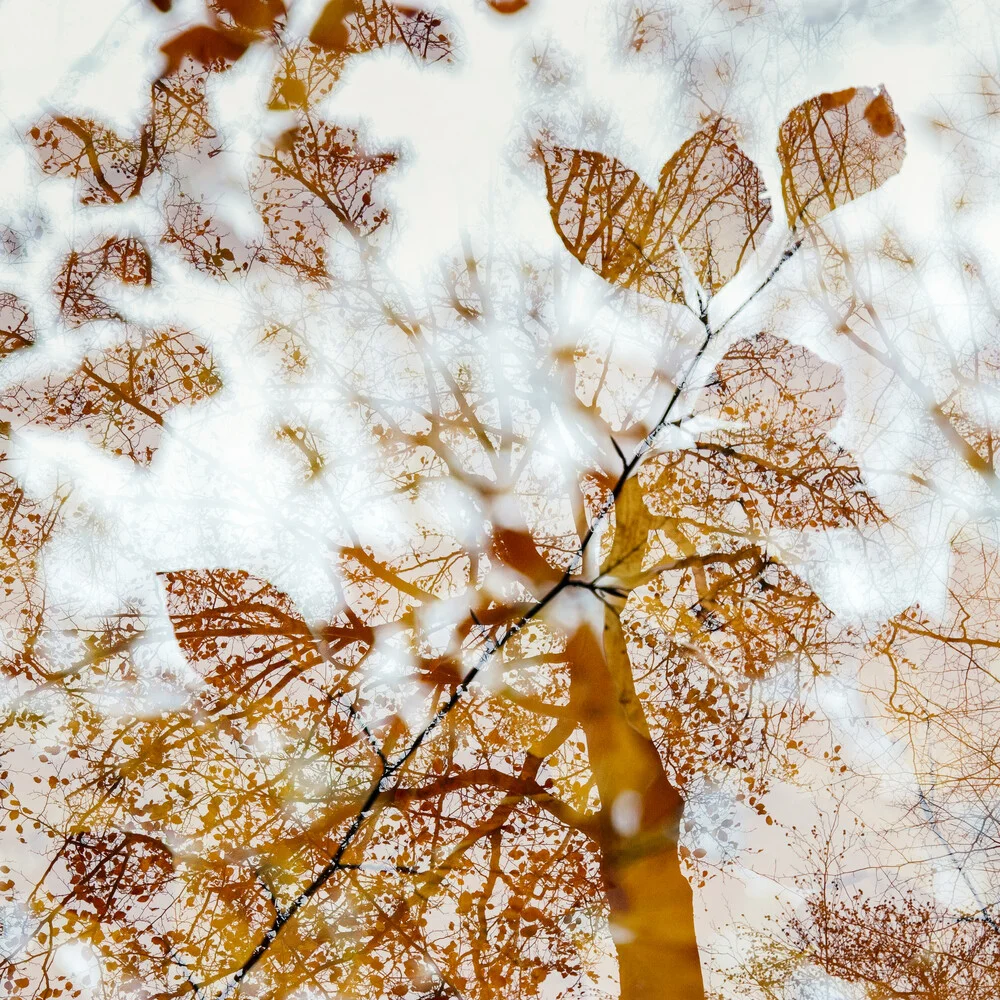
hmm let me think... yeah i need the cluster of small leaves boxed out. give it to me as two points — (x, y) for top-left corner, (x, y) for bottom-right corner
(781, 886), (1000, 1000)
(63, 832), (176, 924)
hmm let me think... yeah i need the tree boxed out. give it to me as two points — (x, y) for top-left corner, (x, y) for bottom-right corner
(0, 2), (931, 999)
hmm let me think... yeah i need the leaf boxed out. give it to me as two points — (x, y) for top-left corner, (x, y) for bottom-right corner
(210, 0), (287, 37)
(254, 121), (395, 266)
(777, 85), (905, 228)
(159, 25), (249, 77)
(0, 455), (64, 683)
(600, 337), (873, 749)
(29, 117), (157, 206)
(54, 237), (152, 326)
(310, 0), (355, 50)
(601, 475), (668, 593)
(161, 569), (325, 697)
(541, 146), (679, 300)
(685, 331), (881, 531)
(656, 119), (772, 295)
(0, 327), (221, 464)
(541, 119), (771, 302)
(309, 1), (452, 63)
(159, 568), (378, 845)
(490, 527), (565, 597)
(603, 476), (836, 684)
(650, 546), (833, 679)
(871, 527), (1000, 745)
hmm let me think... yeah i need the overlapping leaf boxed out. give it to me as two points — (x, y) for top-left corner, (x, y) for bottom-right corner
(597, 335), (875, 791)
(673, 332), (881, 533)
(541, 120), (770, 303)
(542, 86), (905, 302)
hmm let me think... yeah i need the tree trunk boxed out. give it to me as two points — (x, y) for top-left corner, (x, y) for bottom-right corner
(566, 620), (705, 1000)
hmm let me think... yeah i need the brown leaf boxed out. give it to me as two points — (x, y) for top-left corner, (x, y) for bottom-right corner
(159, 25), (249, 77)
(541, 146), (678, 300)
(601, 476), (667, 592)
(254, 121), (395, 264)
(652, 546), (832, 678)
(777, 86), (905, 228)
(309, 1), (452, 63)
(310, 0), (356, 51)
(490, 527), (564, 596)
(210, 0), (286, 36)
(0, 456), (64, 683)
(162, 569), (324, 686)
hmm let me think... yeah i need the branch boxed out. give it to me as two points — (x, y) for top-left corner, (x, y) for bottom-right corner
(194, 231), (803, 997)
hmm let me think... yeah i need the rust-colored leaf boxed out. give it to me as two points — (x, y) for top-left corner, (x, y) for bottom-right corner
(65, 832), (175, 924)
(309, 1), (452, 62)
(210, 0), (286, 36)
(159, 25), (249, 77)
(541, 146), (677, 299)
(491, 527), (565, 595)
(253, 121), (395, 276)
(656, 119), (771, 294)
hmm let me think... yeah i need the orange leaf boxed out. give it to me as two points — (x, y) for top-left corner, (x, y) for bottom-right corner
(490, 527), (565, 595)
(541, 146), (677, 300)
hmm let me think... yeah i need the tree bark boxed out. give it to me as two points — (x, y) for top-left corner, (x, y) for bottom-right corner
(566, 623), (705, 1000)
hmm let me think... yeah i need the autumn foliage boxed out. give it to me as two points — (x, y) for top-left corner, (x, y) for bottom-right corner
(7, 3), (985, 1000)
